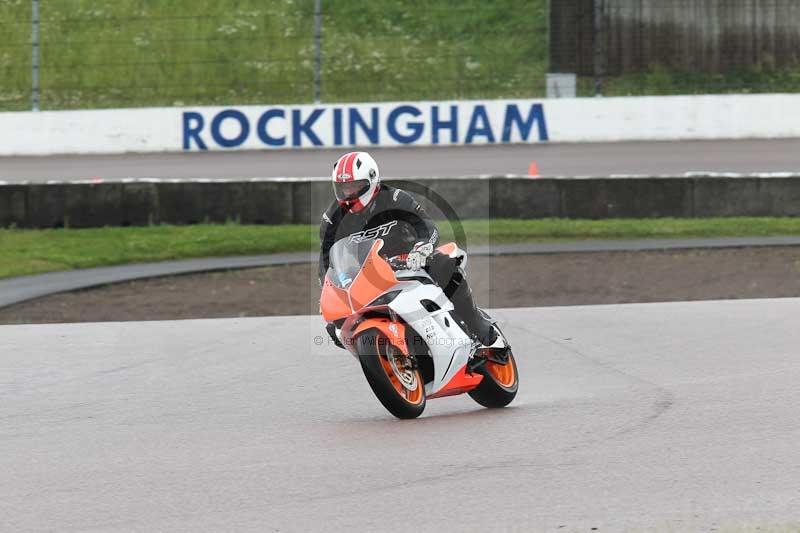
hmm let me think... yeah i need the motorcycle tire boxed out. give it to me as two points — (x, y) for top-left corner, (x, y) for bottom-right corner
(357, 332), (426, 419)
(468, 349), (519, 408)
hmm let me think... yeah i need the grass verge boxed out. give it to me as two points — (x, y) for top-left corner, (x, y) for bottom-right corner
(5, 1), (790, 111)
(0, 0), (547, 110)
(2, 217), (800, 280)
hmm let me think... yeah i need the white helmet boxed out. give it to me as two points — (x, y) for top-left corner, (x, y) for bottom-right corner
(331, 151), (380, 212)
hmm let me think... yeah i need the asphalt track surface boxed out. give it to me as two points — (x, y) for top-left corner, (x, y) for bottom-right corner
(2, 139), (799, 182)
(5, 236), (800, 310)
(3, 299), (799, 531)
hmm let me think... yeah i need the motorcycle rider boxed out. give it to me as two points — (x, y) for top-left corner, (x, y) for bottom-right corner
(319, 151), (500, 349)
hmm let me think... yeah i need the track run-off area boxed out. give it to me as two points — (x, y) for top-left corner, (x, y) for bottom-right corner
(2, 299), (799, 531)
(1, 139), (799, 182)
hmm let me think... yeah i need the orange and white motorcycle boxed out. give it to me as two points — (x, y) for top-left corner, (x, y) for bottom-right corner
(320, 236), (518, 419)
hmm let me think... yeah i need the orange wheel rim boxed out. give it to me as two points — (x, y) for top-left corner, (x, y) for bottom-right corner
(486, 353), (516, 388)
(380, 344), (424, 405)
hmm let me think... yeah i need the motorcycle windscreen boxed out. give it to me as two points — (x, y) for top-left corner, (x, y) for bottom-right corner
(327, 238), (377, 289)
(321, 238), (370, 321)
(347, 240), (398, 310)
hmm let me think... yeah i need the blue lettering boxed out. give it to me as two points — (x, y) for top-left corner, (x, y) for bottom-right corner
(387, 105), (424, 144)
(502, 103), (549, 142)
(431, 105), (458, 144)
(256, 109), (286, 146)
(333, 108), (343, 146)
(211, 109), (250, 148)
(292, 109), (324, 146)
(349, 107), (379, 145)
(465, 105), (495, 144)
(182, 111), (207, 150)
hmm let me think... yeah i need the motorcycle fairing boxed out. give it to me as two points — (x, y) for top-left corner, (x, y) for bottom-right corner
(320, 238), (484, 398)
(385, 274), (481, 396)
(320, 239), (398, 322)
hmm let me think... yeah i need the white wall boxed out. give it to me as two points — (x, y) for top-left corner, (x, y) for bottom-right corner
(0, 94), (798, 156)
(548, 94), (800, 142)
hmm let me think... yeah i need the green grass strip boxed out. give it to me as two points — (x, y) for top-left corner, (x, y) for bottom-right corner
(2, 217), (800, 280)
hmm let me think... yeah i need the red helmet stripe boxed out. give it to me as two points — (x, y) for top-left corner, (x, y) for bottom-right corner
(335, 151), (359, 182)
(343, 151), (358, 179)
(334, 153), (347, 179)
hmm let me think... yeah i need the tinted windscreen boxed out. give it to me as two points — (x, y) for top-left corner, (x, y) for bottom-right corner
(327, 237), (379, 288)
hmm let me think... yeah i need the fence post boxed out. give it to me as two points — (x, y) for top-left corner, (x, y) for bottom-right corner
(31, 0), (40, 111)
(313, 0), (322, 103)
(593, 0), (604, 96)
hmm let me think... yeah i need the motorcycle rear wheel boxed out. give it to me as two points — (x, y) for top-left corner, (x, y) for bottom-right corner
(468, 349), (519, 408)
(358, 332), (426, 419)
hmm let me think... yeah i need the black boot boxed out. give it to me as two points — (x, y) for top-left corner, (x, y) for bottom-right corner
(448, 276), (498, 346)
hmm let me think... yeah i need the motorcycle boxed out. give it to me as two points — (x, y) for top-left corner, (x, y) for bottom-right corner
(320, 236), (518, 419)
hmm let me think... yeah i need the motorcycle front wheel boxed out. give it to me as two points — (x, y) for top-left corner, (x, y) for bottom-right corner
(358, 332), (426, 419)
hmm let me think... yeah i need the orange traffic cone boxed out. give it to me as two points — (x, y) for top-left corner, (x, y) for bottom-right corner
(527, 161), (539, 177)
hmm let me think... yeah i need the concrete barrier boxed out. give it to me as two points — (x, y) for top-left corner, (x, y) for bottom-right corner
(2, 175), (800, 228)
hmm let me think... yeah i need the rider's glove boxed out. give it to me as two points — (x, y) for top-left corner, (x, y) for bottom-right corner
(406, 242), (434, 271)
